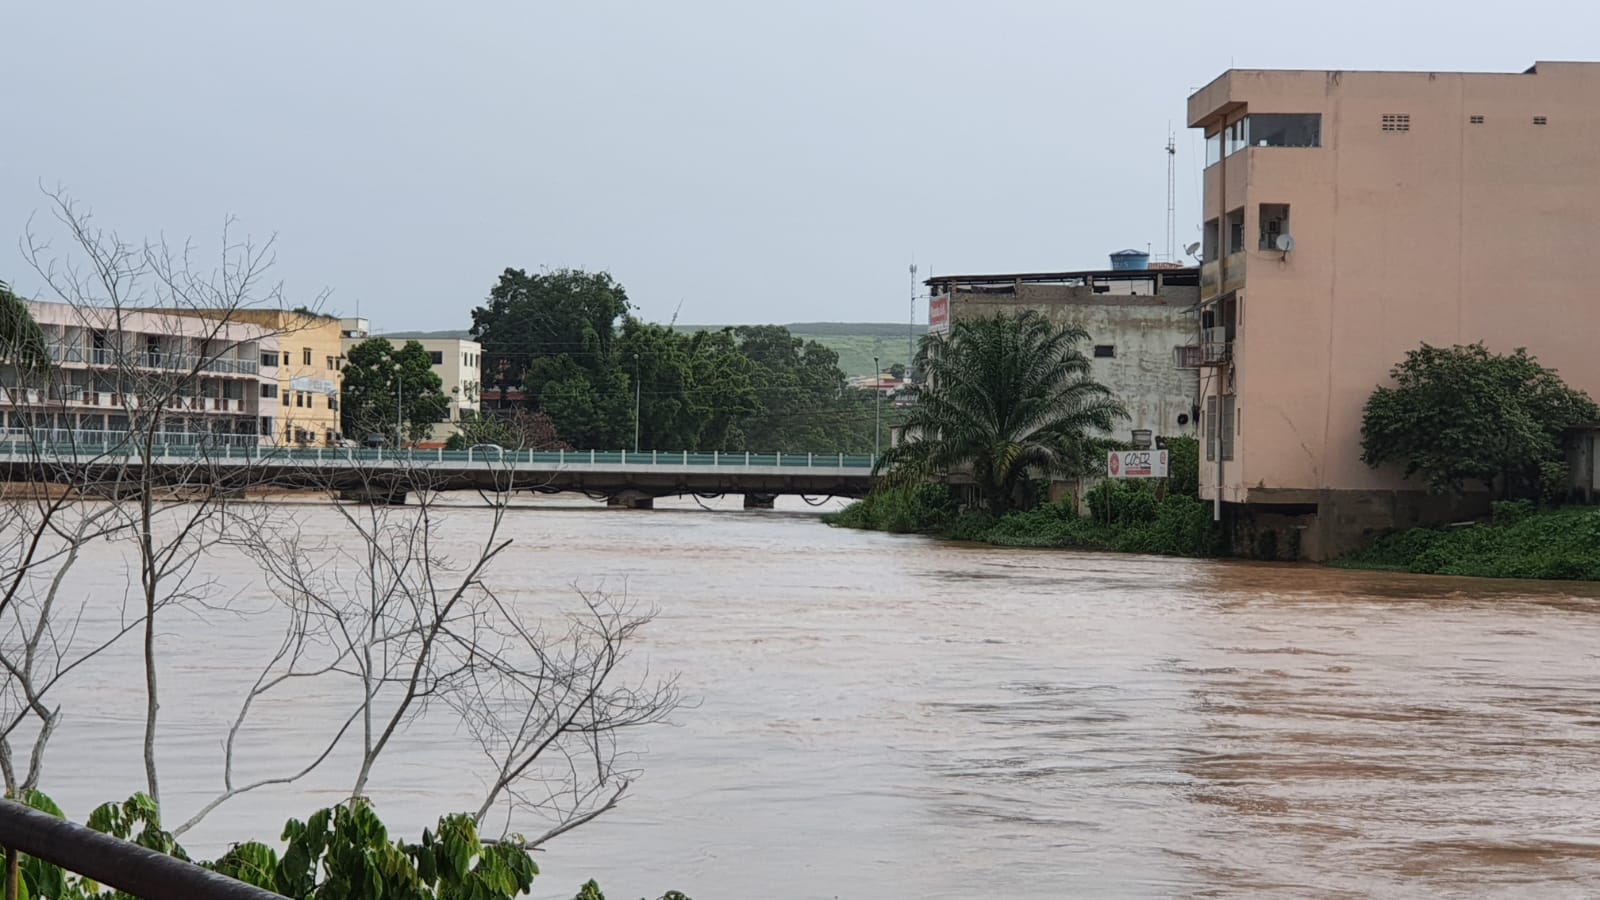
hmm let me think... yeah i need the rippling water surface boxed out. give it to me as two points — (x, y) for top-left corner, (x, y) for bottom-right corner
(36, 497), (1600, 898)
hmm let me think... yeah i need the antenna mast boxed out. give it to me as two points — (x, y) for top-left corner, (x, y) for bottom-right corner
(1165, 129), (1177, 263)
(908, 261), (918, 376)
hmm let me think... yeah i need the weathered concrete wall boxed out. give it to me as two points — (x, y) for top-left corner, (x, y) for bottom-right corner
(949, 285), (1200, 443)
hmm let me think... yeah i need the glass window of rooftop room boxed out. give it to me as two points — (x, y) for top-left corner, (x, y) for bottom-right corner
(1206, 130), (1222, 166)
(1248, 114), (1321, 148)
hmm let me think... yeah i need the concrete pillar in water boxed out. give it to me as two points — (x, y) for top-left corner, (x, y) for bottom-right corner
(607, 491), (654, 510)
(743, 493), (776, 510)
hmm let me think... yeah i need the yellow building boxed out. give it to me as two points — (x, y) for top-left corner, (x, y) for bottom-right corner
(168, 309), (346, 445)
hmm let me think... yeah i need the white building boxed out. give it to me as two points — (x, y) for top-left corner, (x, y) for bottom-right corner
(3, 300), (280, 446)
(340, 319), (481, 444)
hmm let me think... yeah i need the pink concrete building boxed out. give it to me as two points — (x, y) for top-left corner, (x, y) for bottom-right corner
(1187, 62), (1600, 559)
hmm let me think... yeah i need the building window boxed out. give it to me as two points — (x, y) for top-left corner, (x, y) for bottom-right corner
(1093, 345), (1116, 359)
(260, 351), (278, 368)
(1244, 113), (1321, 148)
(1469, 115), (1485, 125)
(1259, 204), (1290, 250)
(1226, 208), (1245, 255)
(429, 351), (444, 366)
(1381, 113), (1410, 133)
(1220, 397), (1236, 460)
(302, 347), (313, 366)
(260, 383), (278, 399)
(327, 396), (339, 411)
(1533, 115), (1548, 126)
(1174, 346), (1201, 369)
(326, 356), (337, 370)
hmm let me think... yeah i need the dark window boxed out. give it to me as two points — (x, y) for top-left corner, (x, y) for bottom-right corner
(260, 352), (278, 367)
(260, 383), (278, 399)
(1533, 115), (1548, 126)
(1469, 115), (1485, 125)
(429, 351), (444, 366)
(302, 347), (313, 366)
(1246, 113), (1321, 148)
(1093, 345), (1115, 359)
(327, 356), (337, 370)
(327, 396), (339, 411)
(1259, 204), (1291, 250)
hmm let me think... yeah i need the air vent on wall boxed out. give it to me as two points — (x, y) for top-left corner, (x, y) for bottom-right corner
(1381, 114), (1411, 132)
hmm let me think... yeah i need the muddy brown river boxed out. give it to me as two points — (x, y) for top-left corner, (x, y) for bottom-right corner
(30, 497), (1600, 898)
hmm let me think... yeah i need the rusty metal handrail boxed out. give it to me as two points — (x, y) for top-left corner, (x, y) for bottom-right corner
(0, 798), (284, 899)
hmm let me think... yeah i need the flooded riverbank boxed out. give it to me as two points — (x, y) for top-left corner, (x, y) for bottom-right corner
(30, 496), (1600, 898)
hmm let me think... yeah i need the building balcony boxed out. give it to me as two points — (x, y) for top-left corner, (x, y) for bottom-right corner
(62, 347), (260, 376)
(1198, 327), (1232, 367)
(1199, 252), (1246, 301)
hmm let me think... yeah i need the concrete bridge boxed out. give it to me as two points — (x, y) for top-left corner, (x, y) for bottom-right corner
(0, 442), (878, 507)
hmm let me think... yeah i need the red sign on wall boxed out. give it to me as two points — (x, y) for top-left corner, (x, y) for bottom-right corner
(929, 293), (951, 335)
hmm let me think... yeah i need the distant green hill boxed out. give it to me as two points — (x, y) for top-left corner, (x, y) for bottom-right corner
(376, 323), (925, 377)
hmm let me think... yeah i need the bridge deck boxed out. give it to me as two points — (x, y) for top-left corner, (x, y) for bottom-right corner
(0, 443), (880, 499)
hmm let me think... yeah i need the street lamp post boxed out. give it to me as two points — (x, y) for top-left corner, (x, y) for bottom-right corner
(633, 353), (641, 453)
(393, 361), (403, 449)
(872, 354), (881, 460)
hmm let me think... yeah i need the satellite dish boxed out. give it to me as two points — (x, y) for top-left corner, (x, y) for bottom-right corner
(1184, 242), (1201, 256)
(1275, 233), (1296, 253)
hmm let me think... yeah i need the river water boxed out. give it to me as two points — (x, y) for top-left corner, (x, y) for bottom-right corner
(28, 497), (1600, 898)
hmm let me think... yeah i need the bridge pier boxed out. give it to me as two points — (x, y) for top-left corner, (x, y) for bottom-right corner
(742, 493), (776, 510)
(607, 491), (654, 510)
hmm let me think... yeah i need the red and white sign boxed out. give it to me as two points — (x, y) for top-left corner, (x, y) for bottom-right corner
(1107, 449), (1168, 478)
(929, 293), (951, 335)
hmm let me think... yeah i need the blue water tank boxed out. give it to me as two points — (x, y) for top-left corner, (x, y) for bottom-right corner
(1109, 249), (1150, 271)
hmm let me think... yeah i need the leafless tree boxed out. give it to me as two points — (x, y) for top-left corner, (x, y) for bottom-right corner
(193, 461), (680, 844)
(15, 189), (326, 813)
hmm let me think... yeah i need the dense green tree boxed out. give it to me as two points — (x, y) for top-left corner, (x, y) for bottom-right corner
(470, 268), (632, 446)
(887, 362), (906, 380)
(340, 338), (451, 445)
(0, 279), (48, 368)
(734, 325), (857, 453)
(1361, 342), (1597, 499)
(878, 311), (1128, 515)
(616, 321), (760, 450)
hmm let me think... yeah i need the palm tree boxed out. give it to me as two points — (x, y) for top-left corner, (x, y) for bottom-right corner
(0, 279), (49, 368)
(877, 311), (1127, 515)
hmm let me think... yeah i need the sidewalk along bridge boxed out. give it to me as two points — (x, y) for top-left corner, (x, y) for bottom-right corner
(0, 442), (879, 507)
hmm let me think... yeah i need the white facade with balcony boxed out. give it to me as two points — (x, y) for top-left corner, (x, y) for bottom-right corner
(0, 301), (280, 447)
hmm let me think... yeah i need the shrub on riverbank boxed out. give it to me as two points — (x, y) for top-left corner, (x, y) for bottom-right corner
(826, 479), (1217, 558)
(1335, 505), (1600, 580)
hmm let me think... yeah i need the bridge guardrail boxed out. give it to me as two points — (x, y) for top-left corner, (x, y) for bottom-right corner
(0, 441), (879, 470)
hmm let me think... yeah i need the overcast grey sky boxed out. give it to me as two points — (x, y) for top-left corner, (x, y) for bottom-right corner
(4, 1), (1595, 330)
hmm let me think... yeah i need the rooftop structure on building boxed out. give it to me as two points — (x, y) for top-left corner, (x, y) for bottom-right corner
(926, 262), (1201, 443)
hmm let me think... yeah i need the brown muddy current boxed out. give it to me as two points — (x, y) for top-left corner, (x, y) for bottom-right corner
(37, 497), (1600, 898)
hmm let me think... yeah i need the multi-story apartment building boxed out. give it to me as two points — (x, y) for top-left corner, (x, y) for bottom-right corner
(340, 319), (482, 444)
(1188, 62), (1600, 559)
(2, 301), (278, 446)
(187, 310), (347, 445)
(926, 264), (1201, 445)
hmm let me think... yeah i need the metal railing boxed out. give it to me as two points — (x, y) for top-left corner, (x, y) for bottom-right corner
(67, 348), (258, 376)
(0, 438), (879, 468)
(0, 798), (281, 900)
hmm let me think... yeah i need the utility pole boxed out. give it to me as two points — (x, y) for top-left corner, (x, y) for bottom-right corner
(632, 353), (641, 452)
(872, 354), (881, 459)
(393, 360), (403, 448)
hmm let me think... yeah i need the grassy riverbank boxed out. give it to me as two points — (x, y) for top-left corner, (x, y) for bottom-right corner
(1333, 502), (1600, 581)
(824, 480), (1219, 557)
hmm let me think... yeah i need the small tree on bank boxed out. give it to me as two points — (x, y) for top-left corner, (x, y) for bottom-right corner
(1360, 342), (1598, 500)
(877, 311), (1127, 515)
